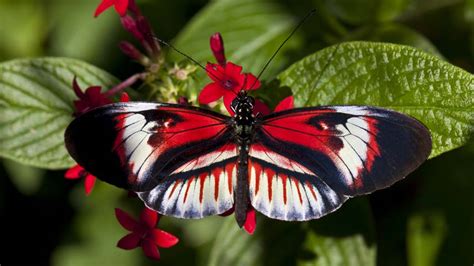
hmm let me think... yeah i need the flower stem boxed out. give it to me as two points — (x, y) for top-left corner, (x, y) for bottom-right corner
(104, 72), (148, 97)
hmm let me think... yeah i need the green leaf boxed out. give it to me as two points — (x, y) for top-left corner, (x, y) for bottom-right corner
(47, 0), (123, 67)
(208, 216), (306, 266)
(277, 41), (474, 158)
(324, 0), (411, 25)
(346, 23), (442, 57)
(208, 200), (374, 266)
(0, 57), (119, 169)
(208, 217), (263, 266)
(298, 198), (376, 266)
(171, 0), (297, 94)
(3, 159), (45, 195)
(407, 213), (447, 266)
(0, 1), (46, 60)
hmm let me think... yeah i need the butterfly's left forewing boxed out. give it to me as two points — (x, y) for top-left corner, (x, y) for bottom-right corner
(66, 102), (235, 190)
(249, 106), (431, 221)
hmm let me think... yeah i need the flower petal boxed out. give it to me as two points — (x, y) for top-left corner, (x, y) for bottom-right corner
(243, 73), (260, 90)
(210, 32), (226, 66)
(198, 83), (226, 104)
(113, 0), (129, 16)
(253, 99), (271, 116)
(115, 208), (137, 231)
(94, 0), (115, 17)
(206, 63), (226, 82)
(274, 96), (294, 112)
(84, 174), (96, 195)
(243, 207), (257, 235)
(223, 92), (236, 115)
(140, 207), (158, 228)
(224, 62), (243, 76)
(141, 239), (160, 260)
(120, 92), (130, 102)
(72, 77), (84, 97)
(150, 229), (179, 248)
(117, 232), (141, 250)
(64, 164), (85, 180)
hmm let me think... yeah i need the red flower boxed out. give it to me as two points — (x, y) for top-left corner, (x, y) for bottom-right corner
(243, 207), (257, 235)
(210, 33), (226, 66)
(115, 207), (179, 260)
(65, 165), (96, 195)
(72, 78), (112, 116)
(94, 0), (129, 17)
(199, 62), (260, 114)
(66, 79), (130, 195)
(256, 95), (294, 116)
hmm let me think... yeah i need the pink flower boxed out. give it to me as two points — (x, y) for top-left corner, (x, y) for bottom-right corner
(64, 165), (96, 195)
(94, 0), (129, 17)
(115, 207), (179, 260)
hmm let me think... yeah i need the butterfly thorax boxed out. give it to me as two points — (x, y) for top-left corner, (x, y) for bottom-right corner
(231, 91), (256, 143)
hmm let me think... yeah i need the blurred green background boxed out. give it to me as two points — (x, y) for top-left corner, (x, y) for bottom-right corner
(0, 0), (472, 265)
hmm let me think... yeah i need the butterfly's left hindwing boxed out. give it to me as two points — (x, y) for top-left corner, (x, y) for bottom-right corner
(65, 102), (233, 193)
(248, 106), (431, 220)
(138, 142), (238, 218)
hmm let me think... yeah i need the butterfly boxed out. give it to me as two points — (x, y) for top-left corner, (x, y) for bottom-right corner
(65, 89), (431, 227)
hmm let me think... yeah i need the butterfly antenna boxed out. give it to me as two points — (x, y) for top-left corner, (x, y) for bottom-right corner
(154, 37), (223, 82)
(249, 9), (316, 90)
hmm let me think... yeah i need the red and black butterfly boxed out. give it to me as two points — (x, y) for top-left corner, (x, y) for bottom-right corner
(65, 90), (431, 226)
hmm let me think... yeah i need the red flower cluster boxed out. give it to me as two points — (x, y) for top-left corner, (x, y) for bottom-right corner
(115, 208), (179, 260)
(198, 33), (274, 116)
(95, 0), (160, 67)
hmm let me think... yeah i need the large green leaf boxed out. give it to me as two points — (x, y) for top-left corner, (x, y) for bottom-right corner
(0, 0), (46, 60)
(208, 216), (307, 266)
(324, 0), (411, 25)
(407, 213), (446, 266)
(207, 199), (374, 266)
(171, 0), (297, 93)
(277, 41), (474, 158)
(0, 58), (119, 169)
(298, 198), (376, 266)
(346, 23), (442, 57)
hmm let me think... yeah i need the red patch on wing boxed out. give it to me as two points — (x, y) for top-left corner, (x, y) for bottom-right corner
(365, 117), (380, 171)
(183, 177), (194, 203)
(213, 167), (221, 201)
(225, 163), (234, 194)
(262, 109), (340, 155)
(292, 177), (303, 204)
(280, 173), (288, 205)
(306, 181), (317, 201)
(113, 113), (129, 165)
(265, 168), (275, 201)
(168, 179), (181, 199)
(199, 173), (207, 203)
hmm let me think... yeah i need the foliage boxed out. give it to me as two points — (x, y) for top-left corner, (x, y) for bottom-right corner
(0, 0), (472, 265)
